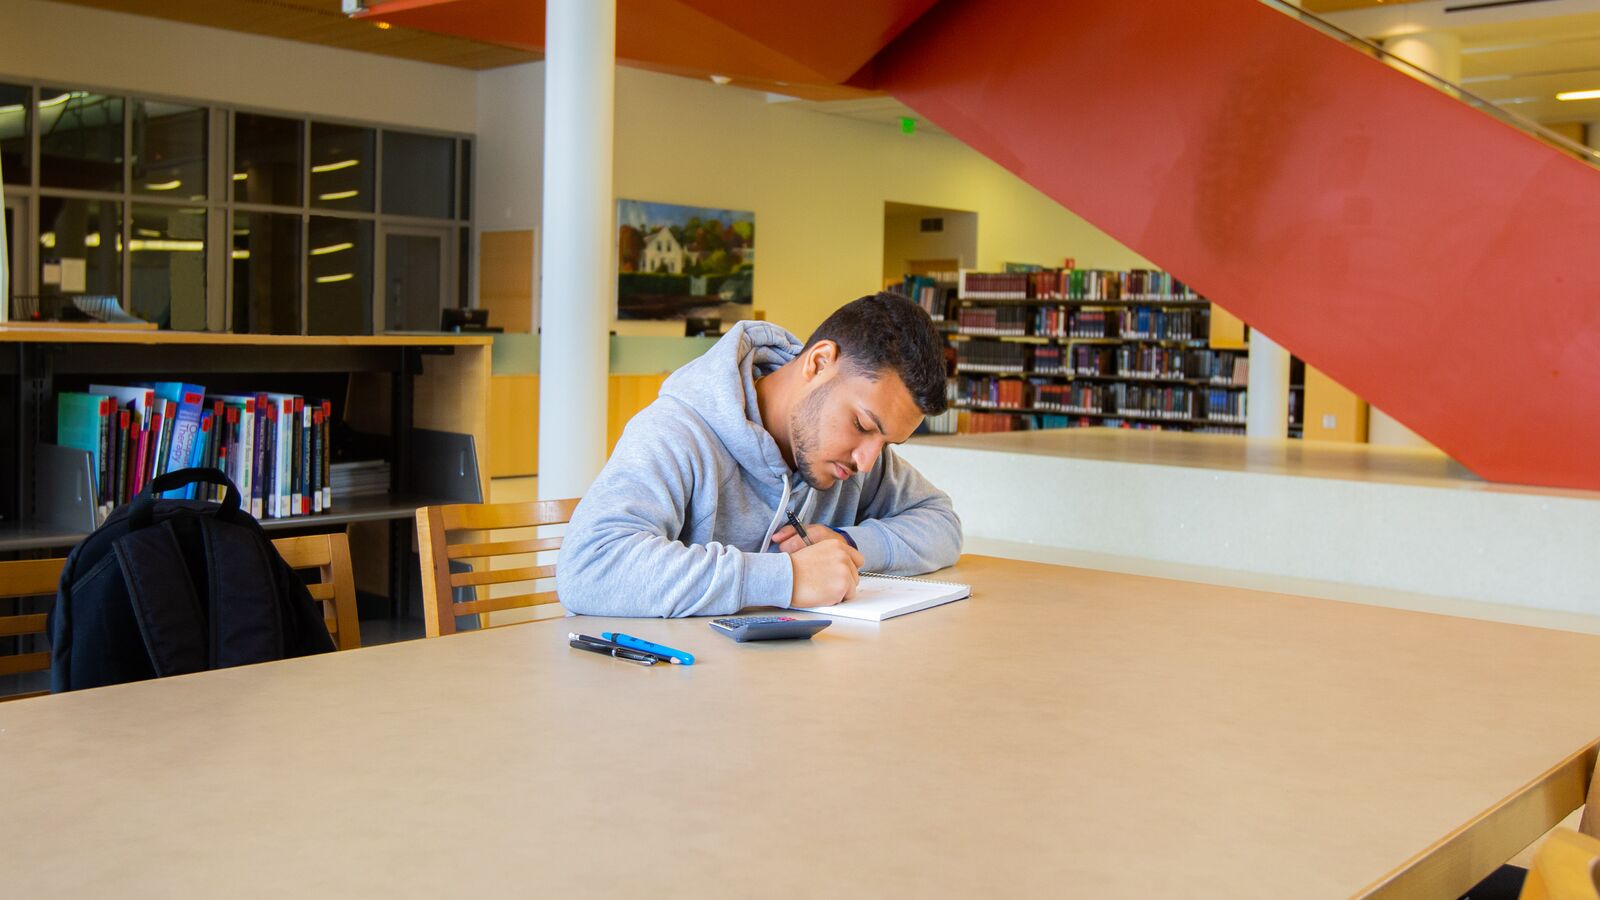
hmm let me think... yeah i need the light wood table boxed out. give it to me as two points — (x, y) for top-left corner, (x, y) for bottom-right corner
(1, 556), (1596, 898)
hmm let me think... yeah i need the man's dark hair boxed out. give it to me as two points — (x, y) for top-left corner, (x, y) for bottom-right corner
(803, 292), (948, 415)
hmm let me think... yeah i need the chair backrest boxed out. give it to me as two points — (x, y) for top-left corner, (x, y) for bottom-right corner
(415, 498), (581, 638)
(271, 533), (361, 651)
(0, 558), (66, 700)
(1519, 828), (1600, 900)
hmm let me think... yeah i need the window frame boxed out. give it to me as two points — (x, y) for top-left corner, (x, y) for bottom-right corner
(0, 74), (473, 335)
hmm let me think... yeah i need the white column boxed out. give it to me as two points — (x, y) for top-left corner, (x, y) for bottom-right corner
(537, 0), (615, 500)
(1383, 31), (1463, 88)
(1246, 327), (1290, 439)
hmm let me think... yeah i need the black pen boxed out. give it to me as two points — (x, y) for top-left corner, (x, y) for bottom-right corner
(785, 511), (813, 546)
(568, 633), (660, 666)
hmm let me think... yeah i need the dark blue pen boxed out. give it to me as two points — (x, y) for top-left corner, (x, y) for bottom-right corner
(785, 511), (813, 546)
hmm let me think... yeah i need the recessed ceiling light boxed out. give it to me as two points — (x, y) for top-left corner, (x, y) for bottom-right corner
(710, 74), (732, 86)
(375, 21), (392, 30)
(1556, 89), (1600, 101)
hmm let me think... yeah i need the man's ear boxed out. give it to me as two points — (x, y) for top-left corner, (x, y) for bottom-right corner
(803, 340), (839, 382)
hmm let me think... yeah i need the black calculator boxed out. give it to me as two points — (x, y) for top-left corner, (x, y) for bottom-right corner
(709, 615), (831, 642)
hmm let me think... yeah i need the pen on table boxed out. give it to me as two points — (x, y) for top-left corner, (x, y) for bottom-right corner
(568, 632), (662, 666)
(602, 632), (695, 665)
(786, 511), (813, 546)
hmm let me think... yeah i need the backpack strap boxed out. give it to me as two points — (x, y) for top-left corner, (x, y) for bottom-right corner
(113, 522), (209, 676)
(198, 516), (286, 667)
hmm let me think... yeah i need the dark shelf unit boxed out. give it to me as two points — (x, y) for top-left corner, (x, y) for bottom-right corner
(1, 334), (487, 615)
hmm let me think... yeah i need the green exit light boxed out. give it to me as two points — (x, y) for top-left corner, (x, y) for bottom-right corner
(900, 116), (916, 134)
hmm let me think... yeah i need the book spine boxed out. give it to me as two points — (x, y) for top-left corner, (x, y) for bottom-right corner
(321, 400), (332, 510)
(301, 405), (313, 515)
(114, 409), (130, 509)
(252, 395), (268, 518)
(265, 403), (278, 518)
(311, 409), (324, 514)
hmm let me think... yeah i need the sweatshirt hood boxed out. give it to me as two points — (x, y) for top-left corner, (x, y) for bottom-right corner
(659, 320), (809, 505)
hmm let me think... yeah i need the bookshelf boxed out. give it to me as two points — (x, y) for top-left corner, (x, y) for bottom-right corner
(904, 268), (1248, 436)
(0, 327), (491, 611)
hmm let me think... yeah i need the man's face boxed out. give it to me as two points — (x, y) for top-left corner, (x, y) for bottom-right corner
(790, 360), (924, 491)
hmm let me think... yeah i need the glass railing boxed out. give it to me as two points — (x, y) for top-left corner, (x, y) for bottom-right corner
(1260, 0), (1600, 168)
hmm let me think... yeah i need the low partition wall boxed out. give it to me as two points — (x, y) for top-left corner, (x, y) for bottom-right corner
(897, 432), (1600, 615)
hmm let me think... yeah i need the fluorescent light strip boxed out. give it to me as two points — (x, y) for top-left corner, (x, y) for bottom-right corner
(144, 180), (182, 191)
(315, 273), (354, 284)
(128, 239), (203, 252)
(310, 242), (353, 256)
(318, 190), (359, 201)
(1556, 88), (1600, 101)
(232, 172), (248, 181)
(311, 159), (360, 173)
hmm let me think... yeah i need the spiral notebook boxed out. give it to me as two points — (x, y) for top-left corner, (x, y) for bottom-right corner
(805, 573), (971, 622)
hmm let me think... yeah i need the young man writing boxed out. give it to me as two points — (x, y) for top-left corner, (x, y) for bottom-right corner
(558, 292), (962, 618)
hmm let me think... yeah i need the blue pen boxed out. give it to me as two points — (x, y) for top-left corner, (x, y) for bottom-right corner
(602, 632), (695, 666)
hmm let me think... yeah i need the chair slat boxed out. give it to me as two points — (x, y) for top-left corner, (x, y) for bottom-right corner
(440, 498), (580, 532)
(273, 534), (335, 570)
(0, 559), (65, 600)
(446, 536), (564, 560)
(324, 617), (337, 635)
(449, 565), (557, 588)
(306, 582), (335, 602)
(452, 591), (561, 616)
(0, 652), (51, 677)
(0, 614), (49, 637)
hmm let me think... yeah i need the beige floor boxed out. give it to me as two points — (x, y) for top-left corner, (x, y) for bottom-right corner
(912, 428), (1600, 500)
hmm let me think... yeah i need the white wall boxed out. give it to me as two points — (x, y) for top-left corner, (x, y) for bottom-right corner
(476, 63), (1151, 338)
(0, 0), (475, 132)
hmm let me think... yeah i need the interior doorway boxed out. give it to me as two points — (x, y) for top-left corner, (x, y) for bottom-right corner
(882, 201), (977, 289)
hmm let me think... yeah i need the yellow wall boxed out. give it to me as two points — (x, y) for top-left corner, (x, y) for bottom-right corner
(1303, 365), (1368, 443)
(476, 65), (1153, 339)
(489, 374), (668, 476)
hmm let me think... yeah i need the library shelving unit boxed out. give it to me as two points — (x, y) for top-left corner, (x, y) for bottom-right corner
(922, 268), (1249, 436)
(0, 325), (491, 612)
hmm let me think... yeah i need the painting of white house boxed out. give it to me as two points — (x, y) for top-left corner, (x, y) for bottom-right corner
(617, 199), (754, 330)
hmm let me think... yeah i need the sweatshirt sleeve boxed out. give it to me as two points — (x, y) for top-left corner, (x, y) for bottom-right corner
(838, 446), (963, 575)
(555, 407), (794, 618)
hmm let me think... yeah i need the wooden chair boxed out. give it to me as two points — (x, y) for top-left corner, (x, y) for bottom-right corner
(1519, 828), (1600, 900)
(273, 532), (362, 651)
(415, 498), (581, 638)
(0, 558), (66, 701)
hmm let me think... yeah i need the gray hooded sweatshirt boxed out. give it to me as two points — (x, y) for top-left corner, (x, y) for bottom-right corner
(557, 320), (963, 618)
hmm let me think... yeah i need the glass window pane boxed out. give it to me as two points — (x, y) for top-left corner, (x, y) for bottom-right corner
(310, 122), (374, 212)
(458, 139), (472, 220)
(232, 211), (301, 334)
(381, 131), (454, 219)
(234, 113), (302, 207)
(39, 196), (121, 298)
(308, 216), (372, 335)
(132, 101), (208, 201)
(40, 89), (124, 192)
(130, 205), (206, 330)
(1, 83), (30, 185)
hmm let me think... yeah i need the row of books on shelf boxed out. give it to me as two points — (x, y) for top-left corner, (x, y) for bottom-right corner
(952, 411), (1244, 435)
(1034, 307), (1210, 341)
(952, 375), (1249, 422)
(1078, 345), (1249, 385)
(57, 383), (336, 523)
(952, 306), (1213, 342)
(891, 273), (958, 322)
(956, 340), (1246, 383)
(959, 266), (1202, 302)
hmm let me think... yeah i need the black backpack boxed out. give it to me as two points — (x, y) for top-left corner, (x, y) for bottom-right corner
(48, 468), (335, 693)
